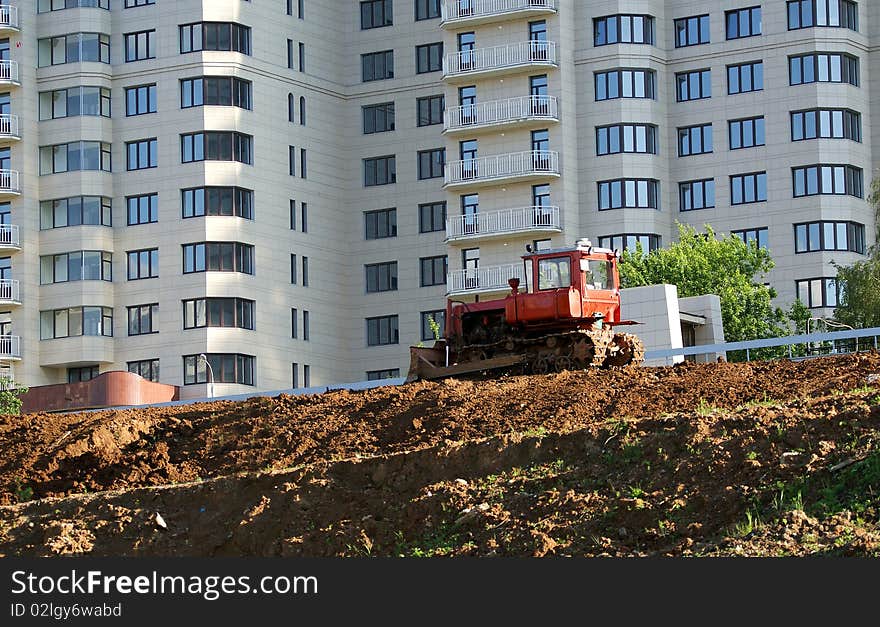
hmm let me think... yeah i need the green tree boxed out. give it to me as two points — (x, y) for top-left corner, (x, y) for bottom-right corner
(619, 223), (789, 343)
(0, 378), (27, 416)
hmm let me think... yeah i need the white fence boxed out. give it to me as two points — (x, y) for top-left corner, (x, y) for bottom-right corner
(444, 41), (557, 76)
(447, 205), (560, 240)
(442, 0), (555, 23)
(0, 278), (19, 302)
(445, 95), (557, 131)
(0, 113), (18, 138)
(0, 5), (18, 30)
(448, 263), (523, 294)
(445, 150), (558, 186)
(0, 60), (18, 83)
(0, 169), (19, 193)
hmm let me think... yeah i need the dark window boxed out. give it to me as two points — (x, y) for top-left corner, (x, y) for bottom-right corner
(364, 155), (396, 186)
(788, 1), (858, 31)
(39, 141), (112, 174)
(183, 298), (255, 329)
(363, 102), (395, 134)
(125, 84), (157, 115)
(732, 228), (769, 250)
(127, 194), (159, 226)
(416, 42), (443, 74)
(674, 14), (710, 47)
(728, 116), (765, 150)
(125, 0), (155, 7)
(37, 33), (111, 66)
(182, 187), (253, 219)
(300, 149), (307, 178)
(303, 310), (310, 341)
(726, 6), (762, 39)
(39, 251), (112, 284)
(39, 86), (111, 120)
(415, 0), (440, 20)
(365, 261), (398, 293)
(124, 30), (155, 62)
(291, 308), (298, 338)
(68, 366), (100, 384)
(676, 69), (711, 101)
(128, 359), (160, 382)
(366, 315), (399, 346)
(418, 148), (445, 179)
(791, 108), (861, 141)
(677, 123), (713, 156)
(794, 221), (865, 254)
(127, 303), (159, 335)
(789, 52), (859, 86)
(40, 196), (112, 229)
(728, 61), (763, 94)
(179, 22), (251, 55)
(367, 368), (400, 380)
(299, 42), (305, 72)
(593, 15), (655, 45)
(362, 50), (394, 82)
(361, 0), (392, 29)
(598, 234), (661, 253)
(595, 69), (655, 100)
(419, 201), (446, 233)
(796, 278), (844, 309)
(180, 77), (252, 109)
(597, 179), (660, 210)
(417, 95), (445, 126)
(420, 256), (447, 287)
(180, 132), (253, 164)
(182, 242), (254, 274)
(420, 310), (446, 341)
(126, 138), (158, 170)
(183, 353), (254, 385)
(792, 164), (863, 198)
(679, 179), (716, 211)
(127, 248), (159, 280)
(596, 124), (657, 155)
(40, 307), (113, 339)
(730, 172), (768, 205)
(290, 254), (297, 284)
(365, 208), (397, 239)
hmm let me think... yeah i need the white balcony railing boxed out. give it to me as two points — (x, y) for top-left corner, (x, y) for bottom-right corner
(448, 263), (523, 294)
(0, 113), (18, 138)
(0, 223), (19, 248)
(445, 150), (559, 186)
(0, 334), (21, 360)
(0, 169), (18, 194)
(0, 279), (19, 303)
(445, 95), (557, 132)
(447, 206), (561, 241)
(0, 60), (18, 84)
(442, 0), (556, 24)
(444, 41), (557, 77)
(0, 5), (18, 31)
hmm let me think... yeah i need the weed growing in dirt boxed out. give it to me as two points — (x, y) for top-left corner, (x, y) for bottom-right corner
(695, 398), (719, 416)
(730, 507), (763, 537)
(401, 522), (475, 557)
(746, 451), (758, 461)
(772, 484), (804, 514)
(814, 452), (880, 517)
(519, 426), (547, 439)
(13, 482), (32, 503)
(845, 384), (878, 395)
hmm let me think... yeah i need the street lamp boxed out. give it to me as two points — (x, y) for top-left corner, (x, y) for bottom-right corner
(198, 353), (214, 399)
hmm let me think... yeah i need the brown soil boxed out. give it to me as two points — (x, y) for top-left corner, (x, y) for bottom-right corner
(1, 353), (879, 557)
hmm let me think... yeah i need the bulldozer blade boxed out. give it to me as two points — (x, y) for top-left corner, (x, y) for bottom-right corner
(407, 345), (524, 382)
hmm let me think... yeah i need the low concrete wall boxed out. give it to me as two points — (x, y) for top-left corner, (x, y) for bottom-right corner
(620, 284), (685, 366)
(21, 371), (179, 414)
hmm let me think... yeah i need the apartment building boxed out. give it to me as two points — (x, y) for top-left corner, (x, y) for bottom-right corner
(0, 0), (876, 400)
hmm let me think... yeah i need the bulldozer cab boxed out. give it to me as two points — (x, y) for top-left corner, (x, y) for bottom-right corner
(524, 244), (617, 295)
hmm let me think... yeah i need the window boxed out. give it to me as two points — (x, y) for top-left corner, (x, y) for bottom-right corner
(127, 248), (159, 280)
(40, 307), (113, 339)
(794, 221), (865, 254)
(728, 61), (763, 94)
(791, 108), (861, 141)
(597, 179), (659, 210)
(127, 303), (158, 335)
(126, 138), (158, 170)
(361, 0), (392, 29)
(125, 0), (155, 7)
(39, 87), (111, 120)
(368, 369), (400, 380)
(416, 43), (443, 74)
(732, 228), (769, 250)
(593, 15), (655, 45)
(299, 43), (305, 72)
(598, 234), (661, 253)
(124, 193), (158, 226)
(302, 257), (309, 286)
(675, 69), (711, 102)
(128, 359), (160, 382)
(674, 15), (710, 47)
(183, 354), (254, 385)
(291, 308), (298, 338)
(300, 97), (306, 125)
(182, 242), (254, 274)
(303, 311), (310, 341)
(68, 366), (100, 384)
(365, 208), (397, 239)
(418, 148), (445, 180)
(39, 0), (110, 10)
(38, 33), (110, 66)
(301, 203), (308, 232)
(180, 132), (253, 164)
(39, 141), (111, 174)
(365, 262), (398, 293)
(366, 315), (399, 346)
(417, 95), (444, 127)
(420, 310), (446, 341)
(677, 124), (713, 156)
(792, 164), (863, 198)
(298, 0), (304, 19)
(728, 117), (765, 150)
(362, 50), (394, 82)
(415, 0), (440, 21)
(124, 30), (155, 62)
(789, 53), (859, 86)
(596, 124), (657, 155)
(730, 172), (767, 205)
(289, 146), (296, 176)
(420, 256), (447, 287)
(796, 278), (844, 308)
(125, 84), (157, 116)
(290, 254), (297, 284)
(40, 197), (111, 229)
(364, 156), (396, 186)
(788, 1), (858, 31)
(595, 69), (656, 100)
(300, 149), (307, 179)
(726, 7), (762, 39)
(182, 187), (253, 219)
(40, 251), (112, 284)
(180, 77), (252, 109)
(679, 179), (715, 211)
(363, 102), (395, 134)
(183, 298), (255, 329)
(179, 23), (251, 54)
(419, 201), (446, 233)
(287, 39), (294, 69)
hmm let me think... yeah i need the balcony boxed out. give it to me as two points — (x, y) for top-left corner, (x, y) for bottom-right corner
(444, 150), (559, 189)
(448, 263), (523, 296)
(0, 114), (19, 141)
(0, 224), (19, 252)
(0, 5), (18, 33)
(441, 0), (556, 27)
(445, 95), (558, 135)
(447, 205), (561, 243)
(0, 169), (19, 196)
(0, 279), (20, 306)
(0, 60), (18, 86)
(0, 334), (21, 361)
(443, 41), (557, 81)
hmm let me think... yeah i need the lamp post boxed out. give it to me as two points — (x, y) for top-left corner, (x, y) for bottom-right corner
(198, 353), (214, 400)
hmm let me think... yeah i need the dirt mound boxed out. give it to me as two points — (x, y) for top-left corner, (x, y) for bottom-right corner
(1, 353), (878, 505)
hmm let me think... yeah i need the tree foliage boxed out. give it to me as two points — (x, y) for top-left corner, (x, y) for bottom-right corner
(833, 178), (880, 329)
(619, 223), (789, 343)
(0, 378), (27, 416)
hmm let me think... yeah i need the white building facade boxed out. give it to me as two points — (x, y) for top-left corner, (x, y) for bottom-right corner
(1, 0), (876, 397)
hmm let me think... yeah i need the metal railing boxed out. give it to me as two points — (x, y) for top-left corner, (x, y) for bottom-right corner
(0, 278), (19, 303)
(0, 60), (18, 83)
(447, 205), (560, 240)
(445, 95), (558, 131)
(0, 169), (19, 193)
(0, 223), (18, 248)
(442, 0), (556, 23)
(0, 334), (20, 359)
(445, 150), (559, 186)
(448, 263), (523, 294)
(0, 113), (18, 138)
(0, 5), (18, 30)
(444, 41), (557, 77)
